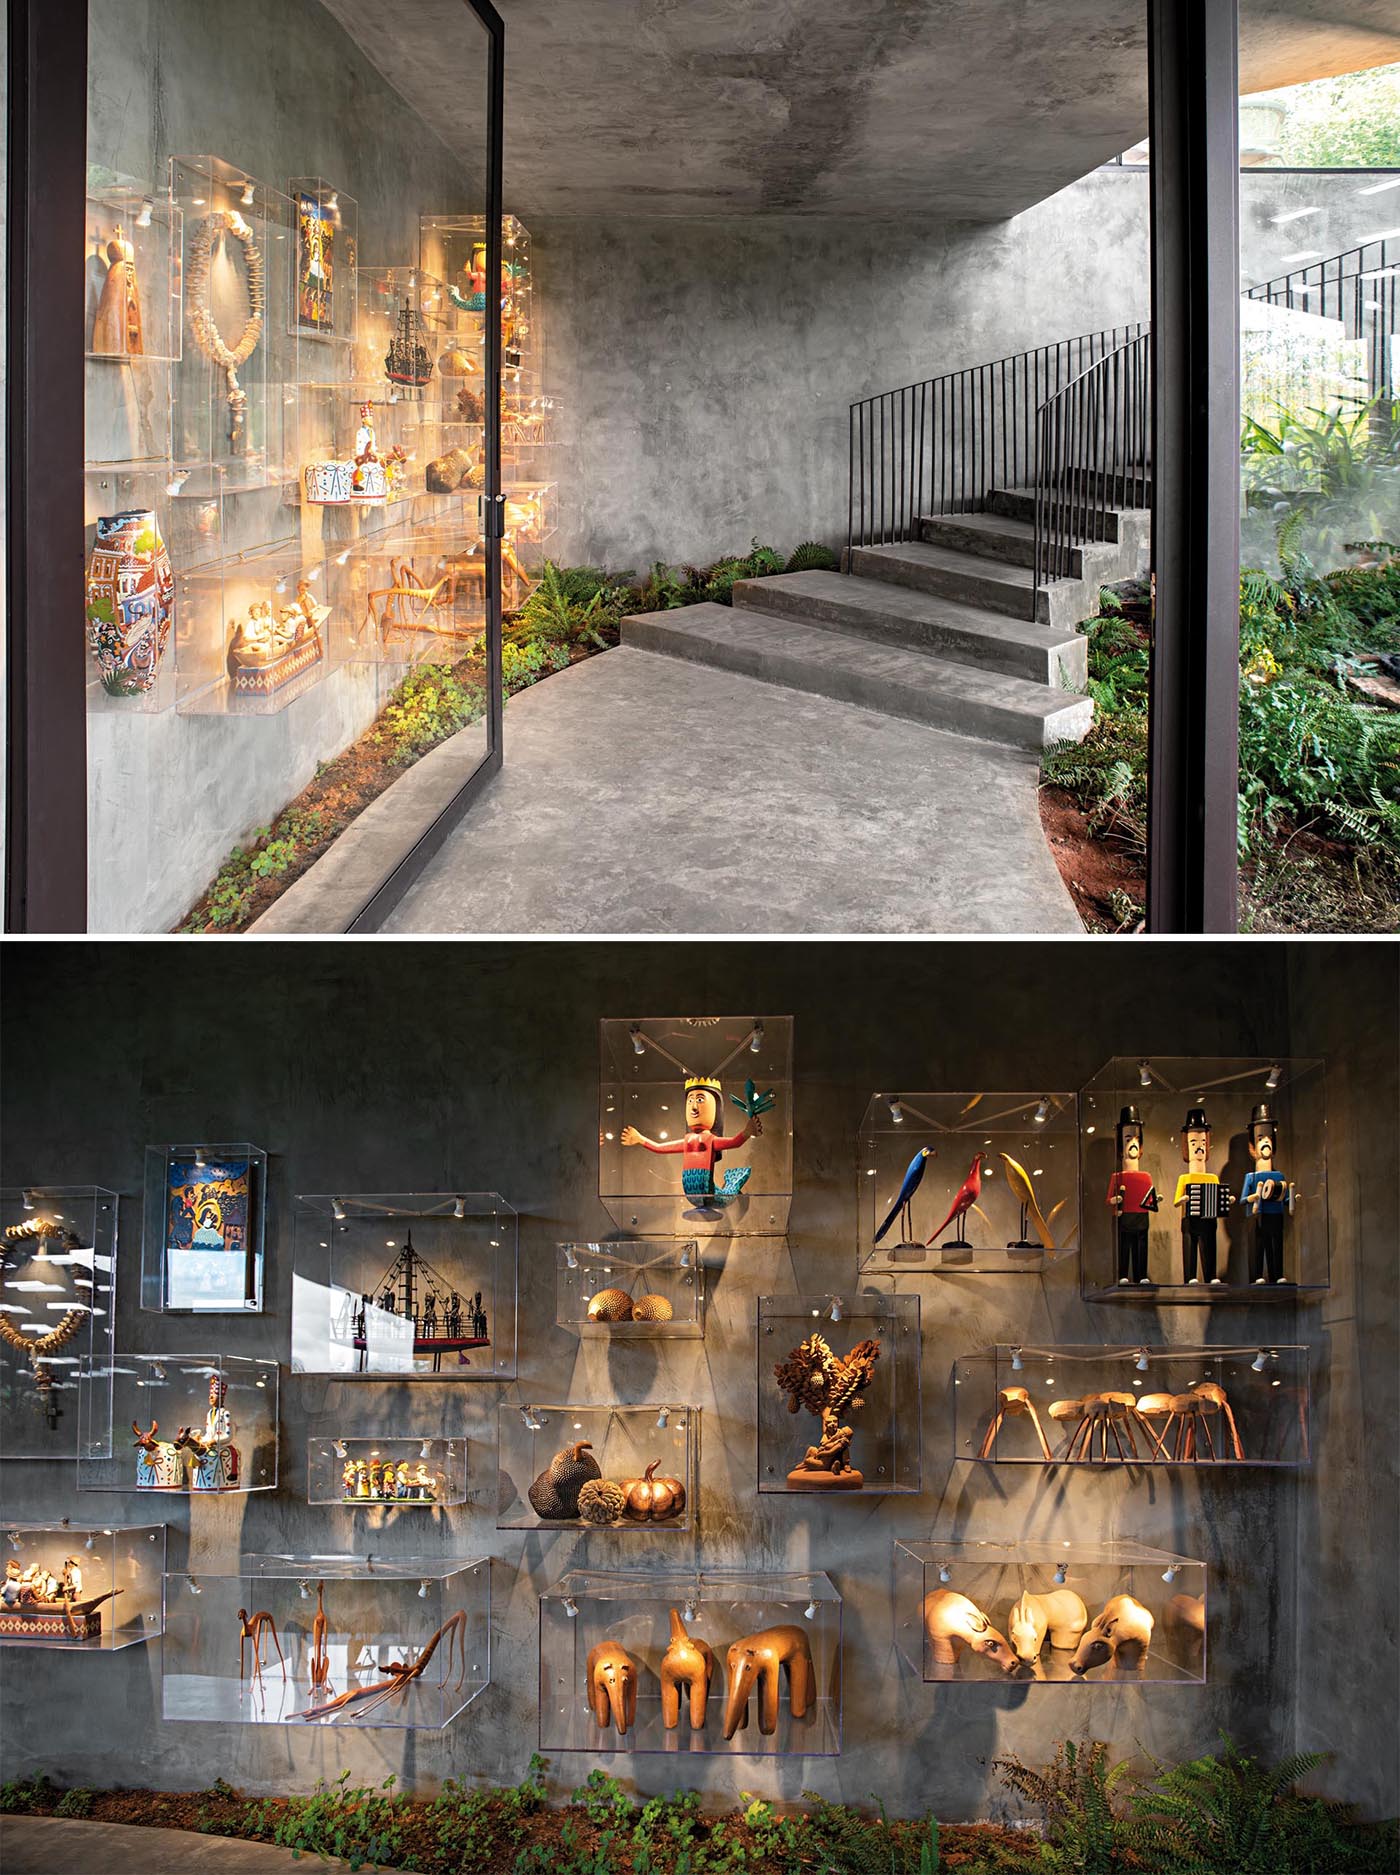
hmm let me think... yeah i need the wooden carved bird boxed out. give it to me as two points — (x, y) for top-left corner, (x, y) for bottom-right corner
(925, 1153), (989, 1246)
(874, 1147), (932, 1244)
(999, 1153), (1057, 1250)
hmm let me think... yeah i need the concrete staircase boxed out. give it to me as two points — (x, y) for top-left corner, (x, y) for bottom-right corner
(622, 486), (1150, 753)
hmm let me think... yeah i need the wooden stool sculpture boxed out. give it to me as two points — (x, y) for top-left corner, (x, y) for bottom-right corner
(979, 1386), (1052, 1461)
(1048, 1395), (1087, 1456)
(237, 1607), (286, 1689)
(586, 1640), (638, 1736)
(721, 1625), (814, 1738)
(1190, 1381), (1244, 1459)
(660, 1608), (714, 1731)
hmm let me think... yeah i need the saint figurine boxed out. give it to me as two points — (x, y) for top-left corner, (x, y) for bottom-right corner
(92, 224), (144, 357)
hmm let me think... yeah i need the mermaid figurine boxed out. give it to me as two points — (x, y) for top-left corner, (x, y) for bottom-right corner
(621, 1074), (774, 1208)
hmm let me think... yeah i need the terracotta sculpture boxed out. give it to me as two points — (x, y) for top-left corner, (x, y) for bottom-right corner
(1007, 1588), (1088, 1664)
(979, 1384), (1052, 1462)
(773, 1333), (881, 1487)
(721, 1624), (814, 1738)
(1167, 1593), (1206, 1635)
(925, 1154), (989, 1248)
(1174, 1106), (1232, 1284)
(1107, 1104), (1158, 1286)
(237, 1607), (287, 1688)
(91, 224), (144, 357)
(621, 1074), (774, 1208)
(1242, 1101), (1295, 1285)
(132, 1420), (183, 1489)
(586, 1641), (638, 1735)
(1068, 1594), (1154, 1675)
(660, 1608), (714, 1731)
(921, 1589), (1017, 1672)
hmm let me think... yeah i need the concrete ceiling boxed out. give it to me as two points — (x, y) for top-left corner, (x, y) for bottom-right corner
(320, 0), (1400, 221)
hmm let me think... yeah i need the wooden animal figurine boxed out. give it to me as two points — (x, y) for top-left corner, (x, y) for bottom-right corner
(295, 1609), (468, 1723)
(1242, 1101), (1295, 1284)
(920, 1589), (1017, 1672)
(132, 1420), (183, 1489)
(773, 1334), (881, 1486)
(586, 1641), (638, 1735)
(1167, 1592), (1206, 1635)
(237, 1607), (287, 1688)
(1006, 1588), (1088, 1664)
(925, 1154), (989, 1248)
(874, 1146), (932, 1245)
(1068, 1594), (1154, 1675)
(309, 1582), (331, 1692)
(621, 1073), (773, 1208)
(721, 1625), (814, 1738)
(660, 1608), (714, 1731)
(1107, 1104), (1158, 1285)
(1174, 1106), (1232, 1284)
(999, 1153), (1058, 1250)
(979, 1384), (1052, 1462)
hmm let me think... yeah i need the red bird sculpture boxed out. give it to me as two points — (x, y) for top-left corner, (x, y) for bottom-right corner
(925, 1153), (988, 1246)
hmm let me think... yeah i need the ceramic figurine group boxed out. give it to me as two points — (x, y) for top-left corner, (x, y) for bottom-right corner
(526, 1441), (685, 1526)
(225, 580), (328, 698)
(132, 1375), (240, 1491)
(922, 1583), (1178, 1679)
(1, 1557), (122, 1642)
(587, 1611), (814, 1739)
(341, 1457), (438, 1503)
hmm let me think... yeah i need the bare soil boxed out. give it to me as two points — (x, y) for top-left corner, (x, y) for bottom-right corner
(1038, 784), (1146, 933)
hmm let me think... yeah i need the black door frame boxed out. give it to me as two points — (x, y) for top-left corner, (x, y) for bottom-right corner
(3, 0), (505, 934)
(1145, 0), (1242, 934)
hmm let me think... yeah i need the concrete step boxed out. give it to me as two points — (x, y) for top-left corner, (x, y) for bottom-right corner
(731, 569), (1087, 690)
(846, 540), (1091, 630)
(621, 602), (1093, 753)
(918, 509), (1048, 570)
(987, 486), (1151, 551)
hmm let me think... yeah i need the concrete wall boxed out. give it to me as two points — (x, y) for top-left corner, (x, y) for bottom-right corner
(1, 939), (1394, 1822)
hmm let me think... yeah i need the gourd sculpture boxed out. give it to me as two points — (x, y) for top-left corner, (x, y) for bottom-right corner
(773, 1334), (881, 1488)
(660, 1608), (714, 1730)
(1068, 1594), (1154, 1675)
(620, 1460), (685, 1522)
(527, 1441), (601, 1519)
(1006, 1589), (1089, 1664)
(721, 1625), (814, 1739)
(586, 1640), (638, 1735)
(631, 1293), (674, 1322)
(921, 1589), (1017, 1672)
(586, 1288), (634, 1322)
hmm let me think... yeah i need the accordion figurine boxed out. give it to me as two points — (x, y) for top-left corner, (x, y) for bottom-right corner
(1183, 1181), (1234, 1220)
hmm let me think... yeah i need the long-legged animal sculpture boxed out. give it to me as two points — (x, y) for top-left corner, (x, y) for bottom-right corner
(660, 1608), (714, 1731)
(979, 1385), (1052, 1461)
(721, 1625), (814, 1738)
(295, 1609), (470, 1723)
(238, 1608), (287, 1688)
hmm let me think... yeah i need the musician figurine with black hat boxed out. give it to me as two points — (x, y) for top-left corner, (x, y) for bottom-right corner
(1241, 1101), (1295, 1284)
(1173, 1105), (1233, 1285)
(621, 1074), (775, 1208)
(1106, 1104), (1159, 1286)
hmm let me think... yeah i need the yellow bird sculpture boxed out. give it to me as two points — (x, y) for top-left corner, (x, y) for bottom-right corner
(999, 1153), (1057, 1250)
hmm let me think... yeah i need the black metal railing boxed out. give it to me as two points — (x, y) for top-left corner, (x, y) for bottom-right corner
(1034, 332), (1153, 590)
(1244, 236), (1397, 407)
(847, 323), (1147, 556)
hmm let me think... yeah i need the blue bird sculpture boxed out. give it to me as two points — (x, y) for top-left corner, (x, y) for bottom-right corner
(874, 1147), (932, 1245)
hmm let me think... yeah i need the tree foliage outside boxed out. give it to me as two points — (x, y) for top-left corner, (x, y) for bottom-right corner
(1256, 62), (1400, 168)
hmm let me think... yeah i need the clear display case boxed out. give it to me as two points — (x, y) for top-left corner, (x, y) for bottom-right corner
(307, 1436), (467, 1507)
(78, 1353), (278, 1494)
(291, 1193), (517, 1380)
(174, 535), (336, 716)
(419, 213), (537, 382)
(953, 1344), (1311, 1466)
(539, 1569), (842, 1755)
(557, 1243), (705, 1339)
(600, 1017), (793, 1235)
(498, 1404), (698, 1532)
(1, 1522), (165, 1650)
(287, 178), (357, 348)
(1, 1186), (118, 1462)
(162, 1553), (490, 1728)
(758, 1294), (921, 1494)
(340, 520), (489, 669)
(141, 1143), (268, 1312)
(1080, 1058), (1328, 1299)
(895, 1538), (1207, 1684)
(858, 1092), (1079, 1274)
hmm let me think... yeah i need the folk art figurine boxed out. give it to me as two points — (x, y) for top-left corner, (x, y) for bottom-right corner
(921, 1589), (1017, 1672)
(178, 1373), (241, 1490)
(773, 1333), (881, 1487)
(1173, 1107), (1233, 1284)
(1242, 1100), (1296, 1284)
(1007, 1589), (1089, 1665)
(91, 223), (144, 357)
(925, 1153), (990, 1248)
(0, 1556), (122, 1641)
(979, 1384), (1053, 1462)
(132, 1420), (183, 1489)
(1068, 1594), (1155, 1676)
(621, 1075), (775, 1208)
(85, 510), (175, 698)
(721, 1625), (814, 1739)
(873, 1146), (932, 1246)
(660, 1609), (714, 1731)
(1107, 1104), (1159, 1285)
(237, 1606), (287, 1690)
(586, 1641), (638, 1736)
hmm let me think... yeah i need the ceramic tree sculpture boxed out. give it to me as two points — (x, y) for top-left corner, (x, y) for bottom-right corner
(773, 1334), (881, 1488)
(660, 1608), (714, 1730)
(1006, 1589), (1089, 1664)
(921, 1589), (1017, 1672)
(1107, 1104), (1159, 1286)
(621, 1074), (774, 1208)
(721, 1625), (814, 1739)
(1242, 1100), (1296, 1285)
(1068, 1594), (1155, 1675)
(586, 1641), (638, 1735)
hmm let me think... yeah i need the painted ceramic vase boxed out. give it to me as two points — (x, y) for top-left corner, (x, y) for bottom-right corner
(85, 509), (174, 697)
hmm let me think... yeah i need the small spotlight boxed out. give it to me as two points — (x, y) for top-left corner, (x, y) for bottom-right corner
(418, 1580), (430, 1599)
(889, 1098), (904, 1125)
(332, 1199), (346, 1221)
(750, 1023), (764, 1055)
(5, 1532), (20, 1552)
(193, 1147), (207, 1169)
(1135, 1349), (1150, 1373)
(187, 1576), (202, 1595)
(420, 1441), (431, 1460)
(1138, 1060), (1152, 1087)
(563, 1247), (578, 1270)
(1010, 1348), (1023, 1372)
(453, 1197), (466, 1220)
(938, 1564), (951, 1584)
(1034, 1098), (1050, 1125)
(629, 1025), (646, 1057)
(828, 1298), (843, 1323)
(563, 1597), (579, 1619)
(680, 1247), (692, 1270)
(656, 1407), (669, 1429)
(1265, 1063), (1281, 1090)
(683, 1596), (699, 1623)
(333, 1440), (347, 1459)
(21, 1190), (36, 1209)
(326, 193), (338, 212)
(85, 1533), (96, 1551)
(241, 181), (255, 207)
(1252, 1350), (1267, 1372)
(335, 549), (351, 566)
(804, 1598), (818, 1621)
(136, 197), (154, 229)
(1053, 1563), (1068, 1586)
(1162, 1564), (1180, 1585)
(299, 1581), (311, 1599)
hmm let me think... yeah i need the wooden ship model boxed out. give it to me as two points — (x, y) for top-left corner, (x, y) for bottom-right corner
(352, 1230), (489, 1372)
(1, 1560), (123, 1642)
(384, 304), (434, 389)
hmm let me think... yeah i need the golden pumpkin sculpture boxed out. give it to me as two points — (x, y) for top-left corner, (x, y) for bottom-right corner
(620, 1459), (685, 1521)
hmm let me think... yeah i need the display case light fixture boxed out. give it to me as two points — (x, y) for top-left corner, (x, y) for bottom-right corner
(1265, 1063), (1281, 1090)
(1010, 1347), (1023, 1372)
(1138, 1060), (1152, 1087)
(326, 192), (339, 212)
(563, 1597), (579, 1618)
(240, 180), (255, 207)
(563, 1246), (578, 1269)
(679, 1247), (692, 1270)
(84, 1532), (95, 1550)
(828, 1298), (843, 1323)
(452, 1197), (466, 1219)
(938, 1564), (951, 1584)
(656, 1406), (669, 1429)
(888, 1097), (904, 1124)
(186, 1576), (202, 1595)
(1252, 1350), (1268, 1372)
(136, 197), (154, 228)
(1034, 1097), (1050, 1124)
(1135, 1349), (1150, 1372)
(299, 1580), (311, 1599)
(804, 1597), (818, 1621)
(21, 1191), (35, 1209)
(151, 1362), (167, 1382)
(521, 1407), (545, 1432)
(1053, 1563), (1068, 1585)
(683, 1595), (699, 1623)
(164, 470), (190, 496)
(418, 1580), (430, 1599)
(193, 1147), (207, 1168)
(750, 1022), (764, 1054)
(332, 1199), (346, 1221)
(5, 1531), (20, 1551)
(629, 1025), (646, 1056)
(333, 1440), (347, 1459)
(1161, 1564), (1180, 1584)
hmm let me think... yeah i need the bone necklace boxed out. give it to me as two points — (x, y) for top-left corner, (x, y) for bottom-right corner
(186, 210), (266, 452)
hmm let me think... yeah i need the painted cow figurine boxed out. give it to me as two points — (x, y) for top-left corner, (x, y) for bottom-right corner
(921, 1589), (1017, 1672)
(1007, 1588), (1089, 1664)
(1069, 1593), (1155, 1675)
(175, 1424), (241, 1491)
(132, 1420), (183, 1489)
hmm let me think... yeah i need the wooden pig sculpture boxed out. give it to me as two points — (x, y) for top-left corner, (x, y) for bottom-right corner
(660, 1608), (715, 1730)
(1069, 1594), (1155, 1675)
(586, 1640), (638, 1736)
(1007, 1588), (1089, 1665)
(921, 1589), (1017, 1672)
(721, 1625), (813, 1739)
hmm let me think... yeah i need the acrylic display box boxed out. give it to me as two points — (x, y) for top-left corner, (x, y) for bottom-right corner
(287, 178), (358, 349)
(1080, 1058), (1328, 1299)
(174, 536), (338, 717)
(953, 1344), (1311, 1467)
(85, 179), (182, 366)
(894, 1539), (1207, 1684)
(600, 1016), (793, 1235)
(0, 1522), (165, 1650)
(1, 1185), (118, 1462)
(558, 1243), (705, 1339)
(78, 1353), (278, 1494)
(307, 1436), (467, 1507)
(141, 1143), (268, 1313)
(757, 1293), (921, 1494)
(539, 1570), (842, 1756)
(291, 1193), (517, 1381)
(162, 1553), (491, 1728)
(858, 1092), (1080, 1274)
(498, 1404), (698, 1532)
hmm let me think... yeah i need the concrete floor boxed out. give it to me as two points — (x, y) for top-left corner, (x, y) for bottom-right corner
(0, 1817), (398, 1874)
(381, 646), (1081, 934)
